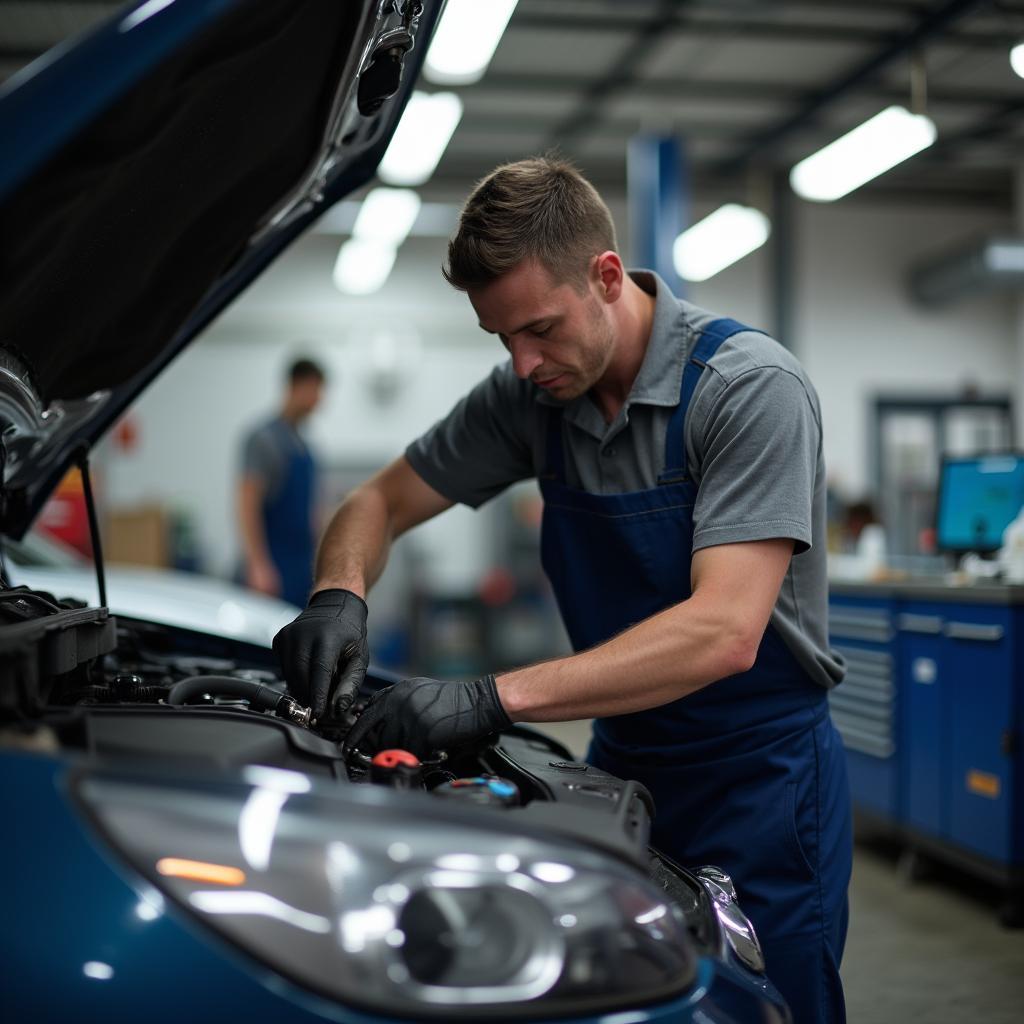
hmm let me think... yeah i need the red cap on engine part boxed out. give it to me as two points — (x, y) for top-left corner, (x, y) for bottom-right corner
(371, 749), (421, 769)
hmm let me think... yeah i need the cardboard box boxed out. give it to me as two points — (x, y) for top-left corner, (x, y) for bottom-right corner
(105, 505), (169, 568)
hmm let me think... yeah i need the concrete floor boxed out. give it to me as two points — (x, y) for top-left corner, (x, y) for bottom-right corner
(843, 838), (1024, 1022)
(542, 720), (1024, 1023)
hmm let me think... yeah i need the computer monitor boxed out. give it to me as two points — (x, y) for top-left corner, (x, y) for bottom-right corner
(936, 453), (1024, 554)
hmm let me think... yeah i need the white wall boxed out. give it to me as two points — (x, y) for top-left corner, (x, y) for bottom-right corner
(796, 201), (1018, 497)
(690, 200), (1019, 499)
(99, 195), (1022, 582)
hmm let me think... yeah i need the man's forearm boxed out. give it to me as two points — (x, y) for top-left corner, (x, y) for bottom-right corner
(498, 540), (794, 722)
(313, 485), (394, 599)
(312, 457), (455, 601)
(497, 591), (758, 722)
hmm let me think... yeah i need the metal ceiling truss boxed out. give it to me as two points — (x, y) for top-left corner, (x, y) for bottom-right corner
(712, 0), (996, 177)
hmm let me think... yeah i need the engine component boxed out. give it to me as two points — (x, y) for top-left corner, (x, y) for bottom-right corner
(369, 749), (422, 788)
(166, 675), (312, 727)
(432, 775), (520, 807)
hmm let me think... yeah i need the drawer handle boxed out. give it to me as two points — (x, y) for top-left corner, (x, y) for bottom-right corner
(897, 614), (943, 635)
(830, 612), (891, 629)
(943, 622), (1004, 642)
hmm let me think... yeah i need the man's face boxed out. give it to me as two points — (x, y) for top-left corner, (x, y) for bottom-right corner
(290, 376), (323, 419)
(468, 258), (616, 403)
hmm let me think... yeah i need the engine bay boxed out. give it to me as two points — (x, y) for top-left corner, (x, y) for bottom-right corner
(0, 592), (732, 963)
(0, 595), (650, 854)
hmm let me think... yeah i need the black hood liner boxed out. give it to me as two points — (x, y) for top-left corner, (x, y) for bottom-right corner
(0, 0), (362, 404)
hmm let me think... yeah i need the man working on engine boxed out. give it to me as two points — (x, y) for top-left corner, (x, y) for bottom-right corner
(273, 157), (851, 1023)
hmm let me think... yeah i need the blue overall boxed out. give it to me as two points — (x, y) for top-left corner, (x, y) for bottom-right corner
(262, 419), (317, 608)
(538, 318), (852, 1024)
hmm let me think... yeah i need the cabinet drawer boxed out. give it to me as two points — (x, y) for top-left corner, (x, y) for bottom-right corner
(835, 644), (892, 680)
(943, 606), (1014, 862)
(829, 640), (895, 759)
(829, 608), (893, 644)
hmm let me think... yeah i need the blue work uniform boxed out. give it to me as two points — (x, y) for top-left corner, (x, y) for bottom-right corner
(539, 318), (852, 1024)
(259, 418), (317, 608)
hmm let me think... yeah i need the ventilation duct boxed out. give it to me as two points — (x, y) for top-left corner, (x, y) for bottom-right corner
(908, 236), (1024, 306)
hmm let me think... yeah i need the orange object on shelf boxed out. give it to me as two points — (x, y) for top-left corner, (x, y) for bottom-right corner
(36, 468), (92, 557)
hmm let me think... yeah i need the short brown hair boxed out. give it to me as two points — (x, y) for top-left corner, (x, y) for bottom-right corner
(288, 357), (324, 384)
(443, 156), (617, 292)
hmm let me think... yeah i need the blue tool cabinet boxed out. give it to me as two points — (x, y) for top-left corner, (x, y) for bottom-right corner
(828, 581), (1024, 920)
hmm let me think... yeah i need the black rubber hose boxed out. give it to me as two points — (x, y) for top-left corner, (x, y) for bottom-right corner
(166, 675), (290, 714)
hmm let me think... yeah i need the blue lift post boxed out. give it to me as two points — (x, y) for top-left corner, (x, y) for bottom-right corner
(627, 135), (688, 297)
(771, 169), (795, 351)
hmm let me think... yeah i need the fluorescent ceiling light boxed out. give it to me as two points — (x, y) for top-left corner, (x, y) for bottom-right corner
(1011, 42), (1024, 79)
(985, 241), (1024, 273)
(352, 187), (421, 246)
(333, 239), (397, 295)
(424, 0), (518, 85)
(672, 204), (771, 282)
(378, 91), (462, 186)
(790, 105), (936, 202)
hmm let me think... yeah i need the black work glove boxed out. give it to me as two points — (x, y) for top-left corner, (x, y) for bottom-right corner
(272, 589), (368, 720)
(345, 675), (511, 757)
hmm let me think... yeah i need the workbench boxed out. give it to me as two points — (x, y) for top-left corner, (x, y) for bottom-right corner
(828, 578), (1024, 923)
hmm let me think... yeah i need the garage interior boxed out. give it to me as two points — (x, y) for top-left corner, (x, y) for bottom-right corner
(2, 1), (1023, 1021)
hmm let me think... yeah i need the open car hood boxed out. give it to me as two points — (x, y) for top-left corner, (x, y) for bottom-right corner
(0, 0), (443, 538)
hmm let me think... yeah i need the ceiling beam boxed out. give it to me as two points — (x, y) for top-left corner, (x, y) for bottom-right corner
(543, 0), (694, 148)
(515, 0), (936, 16)
(428, 154), (1010, 209)
(510, 12), (1015, 49)
(466, 71), (1017, 112)
(926, 97), (1024, 156)
(711, 0), (995, 177)
(455, 114), (738, 138)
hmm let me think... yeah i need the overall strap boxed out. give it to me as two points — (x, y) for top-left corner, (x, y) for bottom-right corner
(543, 407), (567, 483)
(658, 317), (765, 485)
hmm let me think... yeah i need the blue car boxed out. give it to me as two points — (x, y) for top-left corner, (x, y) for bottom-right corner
(0, 2), (789, 1021)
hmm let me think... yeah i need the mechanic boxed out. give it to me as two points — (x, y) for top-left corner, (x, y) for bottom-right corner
(237, 357), (325, 607)
(274, 158), (852, 1024)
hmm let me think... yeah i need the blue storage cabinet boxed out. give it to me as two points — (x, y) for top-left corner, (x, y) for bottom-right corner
(897, 604), (946, 840)
(941, 604), (1018, 864)
(827, 593), (898, 819)
(829, 582), (1024, 909)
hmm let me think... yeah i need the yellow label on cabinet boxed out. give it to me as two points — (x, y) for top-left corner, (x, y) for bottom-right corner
(966, 770), (1000, 799)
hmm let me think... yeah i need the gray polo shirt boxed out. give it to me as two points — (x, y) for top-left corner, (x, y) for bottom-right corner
(406, 271), (845, 689)
(241, 416), (308, 501)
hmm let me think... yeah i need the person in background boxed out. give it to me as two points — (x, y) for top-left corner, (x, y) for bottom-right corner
(842, 499), (880, 550)
(237, 357), (325, 607)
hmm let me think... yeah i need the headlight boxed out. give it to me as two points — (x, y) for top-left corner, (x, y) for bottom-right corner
(76, 765), (698, 1018)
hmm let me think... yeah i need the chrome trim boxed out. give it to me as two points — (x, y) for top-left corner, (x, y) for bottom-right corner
(0, 359), (111, 489)
(282, 700), (313, 728)
(250, 0), (426, 245)
(695, 866), (765, 973)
